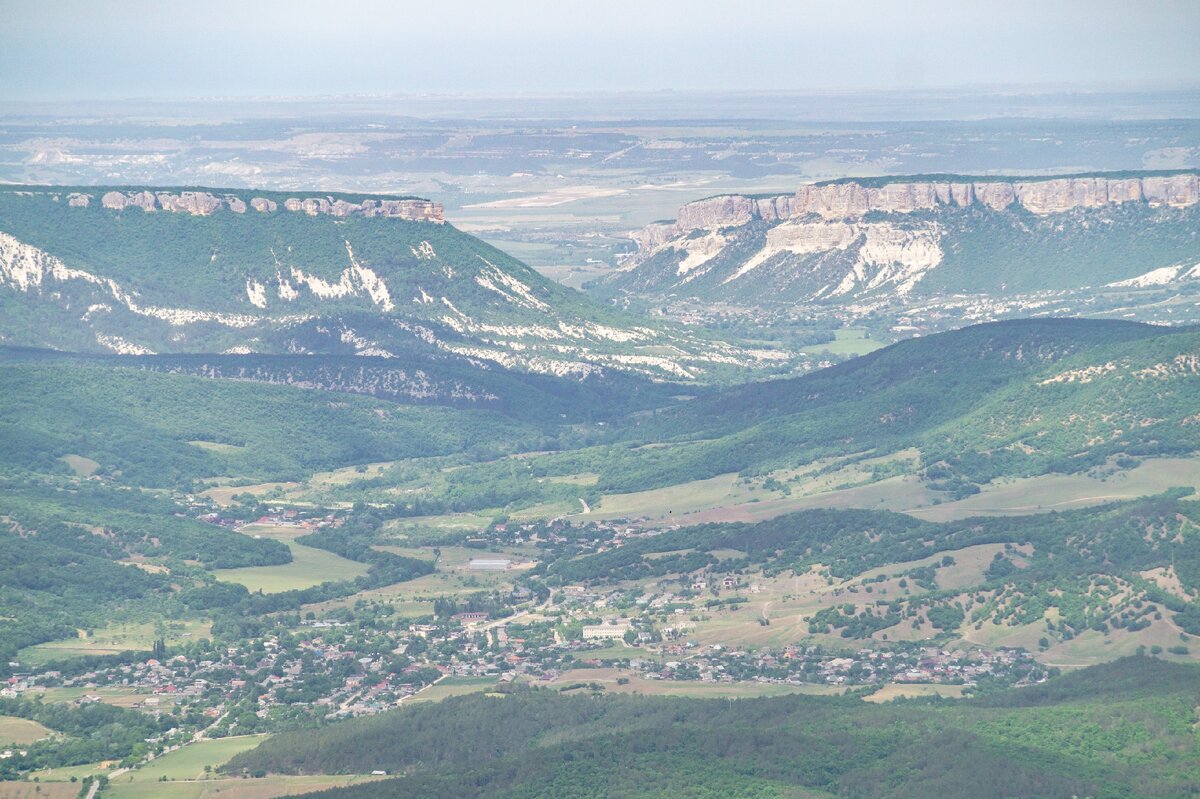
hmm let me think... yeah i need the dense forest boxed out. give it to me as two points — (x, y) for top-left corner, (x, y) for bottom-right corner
(226, 657), (1200, 799)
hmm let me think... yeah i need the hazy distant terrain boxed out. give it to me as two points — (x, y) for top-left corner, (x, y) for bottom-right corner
(4, 91), (1198, 290)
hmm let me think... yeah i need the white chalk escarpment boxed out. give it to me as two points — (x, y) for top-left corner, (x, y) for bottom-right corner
(98, 189), (445, 222)
(0, 185), (791, 382)
(608, 172), (1200, 306)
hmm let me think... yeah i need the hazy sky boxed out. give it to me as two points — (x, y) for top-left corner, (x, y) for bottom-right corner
(2, 0), (1198, 101)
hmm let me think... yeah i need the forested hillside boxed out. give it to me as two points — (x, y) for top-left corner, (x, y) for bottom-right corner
(376, 319), (1200, 511)
(0, 356), (544, 487)
(226, 657), (1200, 799)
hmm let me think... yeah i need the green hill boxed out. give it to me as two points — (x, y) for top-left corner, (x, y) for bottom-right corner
(0, 186), (787, 382)
(0, 354), (545, 488)
(224, 657), (1200, 799)
(506, 319), (1200, 497)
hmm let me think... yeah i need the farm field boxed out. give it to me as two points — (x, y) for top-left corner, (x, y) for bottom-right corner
(24, 760), (116, 783)
(17, 620), (211, 666)
(0, 782), (78, 799)
(215, 541), (367, 593)
(863, 683), (968, 702)
(123, 736), (268, 783)
(383, 511), (496, 541)
(583, 455), (1200, 529)
(544, 668), (846, 698)
(808, 328), (885, 357)
(0, 716), (52, 746)
(906, 456), (1200, 521)
(589, 472), (770, 519)
(105, 775), (383, 799)
(405, 677), (497, 704)
(200, 482), (304, 508)
(37, 686), (172, 710)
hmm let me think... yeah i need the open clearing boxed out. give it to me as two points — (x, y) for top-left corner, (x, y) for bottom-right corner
(18, 620), (211, 666)
(863, 683), (967, 702)
(201, 482), (302, 507)
(105, 775), (382, 799)
(543, 668), (845, 698)
(808, 328), (885, 357)
(25, 760), (117, 783)
(405, 676), (496, 704)
(0, 782), (78, 799)
(575, 455), (1200, 528)
(39, 686), (174, 709)
(215, 541), (367, 593)
(124, 736), (267, 783)
(59, 453), (99, 477)
(907, 457), (1200, 521)
(0, 716), (52, 745)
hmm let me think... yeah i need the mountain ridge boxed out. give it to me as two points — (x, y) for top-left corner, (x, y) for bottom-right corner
(0, 184), (792, 381)
(601, 170), (1200, 309)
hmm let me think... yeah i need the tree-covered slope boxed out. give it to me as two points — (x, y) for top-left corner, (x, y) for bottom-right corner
(325, 318), (1199, 511)
(589, 319), (1200, 492)
(225, 657), (1200, 799)
(0, 355), (542, 487)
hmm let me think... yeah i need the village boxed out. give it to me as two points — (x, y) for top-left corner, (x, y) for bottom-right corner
(0, 503), (1058, 782)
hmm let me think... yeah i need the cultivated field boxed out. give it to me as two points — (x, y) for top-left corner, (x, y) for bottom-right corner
(543, 668), (846, 699)
(863, 683), (967, 702)
(18, 620), (211, 666)
(215, 541), (367, 593)
(104, 775), (383, 799)
(0, 782), (78, 799)
(0, 716), (52, 746)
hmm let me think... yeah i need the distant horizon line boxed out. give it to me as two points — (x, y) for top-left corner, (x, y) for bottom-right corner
(3, 82), (1200, 107)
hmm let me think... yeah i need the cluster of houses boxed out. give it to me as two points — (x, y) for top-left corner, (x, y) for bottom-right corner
(621, 643), (1046, 689)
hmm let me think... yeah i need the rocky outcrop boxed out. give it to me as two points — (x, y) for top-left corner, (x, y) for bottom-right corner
(609, 171), (1200, 307)
(67, 192), (91, 207)
(96, 190), (444, 222)
(639, 173), (1200, 244)
(101, 190), (157, 212)
(156, 191), (222, 215)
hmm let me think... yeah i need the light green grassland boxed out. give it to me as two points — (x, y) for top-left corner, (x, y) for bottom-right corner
(589, 472), (769, 519)
(863, 683), (968, 702)
(545, 668), (846, 699)
(25, 760), (117, 782)
(18, 620), (211, 666)
(0, 781), (78, 798)
(37, 686), (172, 710)
(582, 455), (1200, 529)
(59, 453), (99, 477)
(406, 677), (496, 704)
(104, 775), (383, 799)
(123, 736), (267, 783)
(0, 716), (53, 745)
(807, 328), (885, 357)
(907, 456), (1200, 522)
(188, 440), (247, 455)
(215, 541), (367, 594)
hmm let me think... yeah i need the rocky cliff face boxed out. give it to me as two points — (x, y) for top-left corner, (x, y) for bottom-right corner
(95, 190), (444, 222)
(610, 172), (1200, 307)
(0, 185), (792, 382)
(634, 173), (1200, 247)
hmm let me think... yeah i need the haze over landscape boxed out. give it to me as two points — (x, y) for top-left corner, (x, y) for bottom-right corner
(1, 3), (1199, 799)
